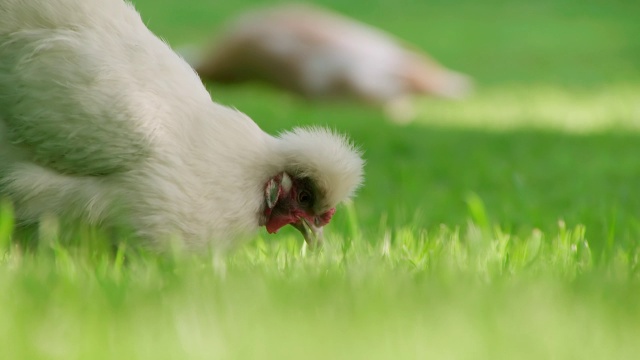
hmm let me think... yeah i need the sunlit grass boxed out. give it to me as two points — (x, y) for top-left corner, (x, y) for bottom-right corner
(416, 85), (640, 133)
(3, 192), (640, 359)
(2, 212), (640, 359)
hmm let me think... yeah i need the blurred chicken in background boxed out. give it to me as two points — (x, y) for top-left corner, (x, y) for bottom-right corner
(187, 3), (473, 123)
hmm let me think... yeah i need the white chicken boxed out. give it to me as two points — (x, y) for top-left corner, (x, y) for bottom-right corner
(192, 3), (473, 123)
(0, 0), (364, 249)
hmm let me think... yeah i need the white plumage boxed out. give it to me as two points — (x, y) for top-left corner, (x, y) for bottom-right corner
(0, 0), (364, 249)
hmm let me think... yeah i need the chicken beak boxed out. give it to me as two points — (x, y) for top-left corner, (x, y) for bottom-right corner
(292, 218), (323, 249)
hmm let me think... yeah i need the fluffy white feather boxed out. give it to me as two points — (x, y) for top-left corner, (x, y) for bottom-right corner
(0, 0), (364, 249)
(275, 127), (363, 210)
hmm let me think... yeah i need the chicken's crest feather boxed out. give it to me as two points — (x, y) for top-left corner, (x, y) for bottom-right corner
(275, 127), (364, 210)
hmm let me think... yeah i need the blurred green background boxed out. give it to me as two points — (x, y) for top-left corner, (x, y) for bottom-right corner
(132, 0), (640, 254)
(134, 0), (640, 86)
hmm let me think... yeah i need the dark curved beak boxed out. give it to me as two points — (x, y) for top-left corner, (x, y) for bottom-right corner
(292, 218), (323, 249)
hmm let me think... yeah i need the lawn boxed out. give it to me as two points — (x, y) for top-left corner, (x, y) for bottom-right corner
(3, 0), (640, 359)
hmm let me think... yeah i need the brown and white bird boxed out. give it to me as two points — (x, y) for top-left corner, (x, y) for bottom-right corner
(192, 3), (473, 122)
(0, 0), (364, 249)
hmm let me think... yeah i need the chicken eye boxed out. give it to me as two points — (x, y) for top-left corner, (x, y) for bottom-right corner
(297, 190), (313, 206)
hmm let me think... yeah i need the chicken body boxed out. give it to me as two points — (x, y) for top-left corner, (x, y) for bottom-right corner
(195, 3), (472, 122)
(0, 0), (363, 249)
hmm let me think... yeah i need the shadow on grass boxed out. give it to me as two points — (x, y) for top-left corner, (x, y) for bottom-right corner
(358, 123), (640, 250)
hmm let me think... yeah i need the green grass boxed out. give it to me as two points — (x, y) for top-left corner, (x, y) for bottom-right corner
(4, 0), (640, 358)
